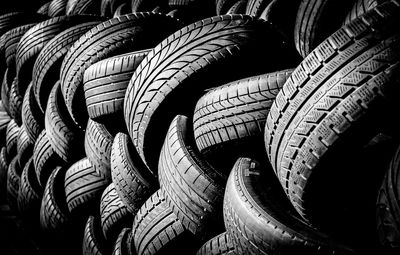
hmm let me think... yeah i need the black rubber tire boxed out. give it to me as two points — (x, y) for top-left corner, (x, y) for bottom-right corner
(82, 216), (110, 255)
(113, 3), (132, 17)
(48, 0), (68, 17)
(376, 143), (400, 253)
(16, 124), (34, 167)
(37, 2), (51, 15)
(66, 0), (102, 15)
(131, 0), (168, 12)
(0, 12), (46, 41)
(193, 69), (292, 169)
(6, 119), (20, 158)
(132, 189), (198, 255)
(33, 130), (64, 187)
(344, 0), (385, 24)
(110, 132), (157, 214)
(265, 0), (400, 220)
(226, 0), (246, 14)
(60, 13), (182, 129)
(196, 232), (236, 255)
(84, 119), (114, 179)
(22, 79), (44, 142)
(100, 183), (133, 241)
(0, 108), (11, 146)
(33, 21), (103, 113)
(8, 78), (23, 126)
(245, 0), (272, 17)
(7, 156), (21, 211)
(112, 228), (132, 255)
(101, 0), (127, 17)
(216, 0), (240, 15)
(294, 0), (356, 58)
(3, 23), (38, 69)
(64, 157), (110, 216)
(0, 147), (9, 202)
(1, 69), (11, 117)
(124, 14), (299, 172)
(159, 115), (226, 240)
(15, 15), (105, 98)
(45, 81), (85, 163)
(83, 49), (149, 124)
(17, 157), (42, 222)
(223, 157), (355, 255)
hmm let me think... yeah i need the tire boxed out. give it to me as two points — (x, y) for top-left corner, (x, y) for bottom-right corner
(33, 21), (103, 113)
(226, 0), (246, 14)
(159, 115), (226, 240)
(193, 69), (293, 169)
(7, 156), (21, 211)
(216, 0), (240, 15)
(1, 69), (11, 117)
(131, 0), (168, 12)
(22, 80), (44, 142)
(17, 157), (42, 222)
(15, 15), (105, 98)
(6, 119), (20, 158)
(84, 119), (114, 179)
(343, 0), (385, 24)
(245, 0), (272, 17)
(124, 15), (299, 172)
(223, 157), (355, 255)
(64, 157), (110, 216)
(45, 81), (85, 163)
(83, 49), (149, 123)
(33, 130), (64, 187)
(112, 228), (132, 255)
(0, 147), (9, 202)
(100, 183), (133, 241)
(110, 132), (157, 214)
(132, 190), (198, 255)
(16, 124), (34, 167)
(376, 143), (400, 253)
(0, 108), (11, 146)
(196, 232), (236, 255)
(0, 12), (46, 40)
(66, 0), (102, 15)
(113, 3), (132, 17)
(60, 13), (181, 129)
(37, 2), (51, 15)
(265, 0), (400, 221)
(48, 0), (68, 17)
(82, 216), (110, 255)
(8, 78), (23, 126)
(101, 0), (127, 17)
(294, 0), (356, 58)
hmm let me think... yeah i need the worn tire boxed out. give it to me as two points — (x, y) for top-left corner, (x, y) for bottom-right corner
(6, 119), (20, 158)
(48, 0), (68, 17)
(16, 124), (34, 167)
(64, 157), (110, 216)
(7, 156), (21, 211)
(132, 190), (198, 255)
(376, 143), (400, 253)
(265, 0), (400, 220)
(159, 115), (226, 240)
(83, 216), (110, 255)
(45, 81), (85, 163)
(8, 78), (23, 126)
(124, 14), (299, 172)
(223, 157), (355, 255)
(33, 21), (103, 112)
(17, 157), (42, 222)
(193, 69), (292, 169)
(60, 13), (181, 129)
(83, 50), (149, 123)
(33, 130), (64, 187)
(111, 132), (157, 214)
(112, 228), (132, 255)
(294, 0), (356, 58)
(22, 80), (44, 142)
(84, 119), (114, 179)
(196, 232), (236, 255)
(100, 183), (133, 241)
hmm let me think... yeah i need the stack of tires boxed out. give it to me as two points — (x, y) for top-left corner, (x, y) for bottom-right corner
(0, 0), (399, 254)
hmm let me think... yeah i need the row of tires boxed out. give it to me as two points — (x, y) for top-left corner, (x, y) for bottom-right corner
(0, 0), (399, 254)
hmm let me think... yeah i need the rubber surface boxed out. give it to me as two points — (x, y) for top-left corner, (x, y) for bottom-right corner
(82, 216), (109, 255)
(48, 0), (68, 17)
(196, 232), (236, 255)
